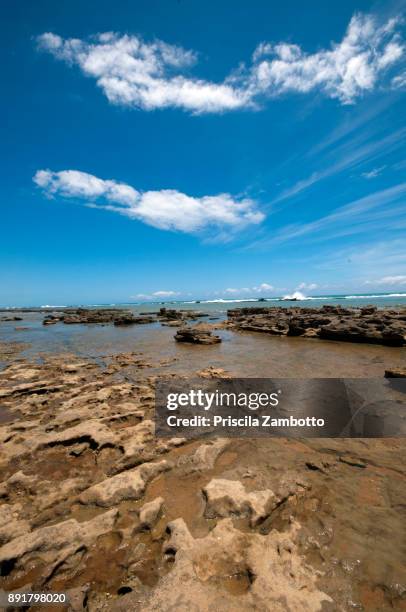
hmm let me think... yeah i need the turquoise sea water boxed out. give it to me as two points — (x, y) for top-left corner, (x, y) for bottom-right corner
(23, 291), (406, 313)
(127, 292), (406, 312)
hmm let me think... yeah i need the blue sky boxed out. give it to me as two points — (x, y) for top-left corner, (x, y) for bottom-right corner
(1, 0), (405, 306)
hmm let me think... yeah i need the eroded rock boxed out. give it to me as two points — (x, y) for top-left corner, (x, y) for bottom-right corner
(127, 518), (332, 611)
(139, 497), (164, 528)
(203, 478), (278, 526)
(0, 509), (118, 579)
(79, 461), (170, 507)
(175, 328), (222, 345)
(227, 305), (406, 346)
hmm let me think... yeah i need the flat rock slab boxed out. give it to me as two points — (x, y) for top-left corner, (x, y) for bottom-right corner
(79, 460), (170, 507)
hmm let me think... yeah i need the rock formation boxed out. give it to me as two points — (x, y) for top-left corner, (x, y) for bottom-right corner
(0, 339), (405, 610)
(174, 327), (222, 344)
(227, 304), (406, 346)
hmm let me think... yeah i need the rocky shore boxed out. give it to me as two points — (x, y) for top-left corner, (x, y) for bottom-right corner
(0, 347), (405, 611)
(0, 306), (405, 610)
(3, 304), (406, 348)
(42, 308), (210, 327)
(227, 304), (406, 346)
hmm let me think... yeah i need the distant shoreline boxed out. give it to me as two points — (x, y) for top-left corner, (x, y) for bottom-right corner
(1, 292), (406, 311)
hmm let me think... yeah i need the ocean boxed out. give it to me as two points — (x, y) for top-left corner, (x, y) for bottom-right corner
(23, 291), (406, 313)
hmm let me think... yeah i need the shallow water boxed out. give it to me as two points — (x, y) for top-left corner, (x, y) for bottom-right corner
(0, 312), (404, 378)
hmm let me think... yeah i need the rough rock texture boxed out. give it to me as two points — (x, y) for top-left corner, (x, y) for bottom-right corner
(121, 517), (331, 612)
(0, 348), (405, 611)
(203, 478), (278, 526)
(158, 308), (208, 324)
(79, 461), (170, 507)
(114, 315), (155, 326)
(175, 327), (222, 345)
(385, 367), (406, 378)
(182, 439), (230, 472)
(61, 308), (131, 325)
(139, 497), (164, 528)
(227, 304), (406, 346)
(0, 509), (118, 578)
(41, 307), (211, 327)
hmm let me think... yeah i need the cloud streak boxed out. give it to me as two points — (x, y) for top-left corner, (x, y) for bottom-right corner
(33, 169), (264, 234)
(248, 182), (406, 249)
(361, 166), (386, 179)
(365, 275), (406, 286)
(271, 126), (405, 204)
(36, 12), (404, 113)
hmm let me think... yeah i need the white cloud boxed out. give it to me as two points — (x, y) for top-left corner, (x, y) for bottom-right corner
(245, 14), (404, 104)
(36, 13), (404, 113)
(134, 290), (180, 300)
(296, 282), (318, 291)
(392, 70), (406, 88)
(224, 282), (275, 295)
(361, 166), (386, 179)
(152, 290), (179, 297)
(365, 275), (406, 286)
(33, 169), (264, 234)
(255, 282), (274, 292)
(225, 287), (251, 294)
(36, 32), (248, 113)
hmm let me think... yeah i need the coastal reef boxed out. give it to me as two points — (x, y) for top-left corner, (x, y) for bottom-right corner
(42, 307), (209, 327)
(227, 304), (406, 346)
(0, 350), (405, 611)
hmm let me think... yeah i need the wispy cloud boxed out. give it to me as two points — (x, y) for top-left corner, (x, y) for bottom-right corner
(224, 282), (276, 295)
(36, 12), (404, 113)
(361, 165), (386, 179)
(392, 70), (406, 88)
(306, 97), (394, 158)
(248, 183), (406, 249)
(296, 282), (318, 291)
(134, 290), (180, 300)
(33, 169), (264, 234)
(313, 239), (406, 272)
(365, 275), (406, 286)
(271, 127), (405, 204)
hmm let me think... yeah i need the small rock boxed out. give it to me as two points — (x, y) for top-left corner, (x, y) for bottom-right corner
(175, 327), (221, 345)
(203, 478), (277, 526)
(139, 497), (164, 528)
(384, 367), (406, 378)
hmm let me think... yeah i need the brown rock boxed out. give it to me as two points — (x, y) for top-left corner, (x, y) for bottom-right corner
(384, 367), (406, 378)
(175, 327), (221, 345)
(139, 496), (164, 528)
(203, 478), (278, 526)
(79, 460), (170, 507)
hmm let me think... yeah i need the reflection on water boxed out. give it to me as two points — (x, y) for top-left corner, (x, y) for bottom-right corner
(0, 312), (404, 378)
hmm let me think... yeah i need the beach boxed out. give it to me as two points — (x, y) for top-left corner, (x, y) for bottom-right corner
(0, 303), (405, 610)
(3, 1), (406, 609)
